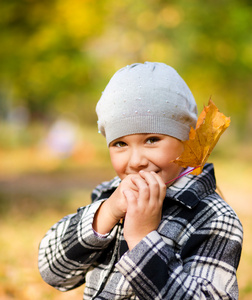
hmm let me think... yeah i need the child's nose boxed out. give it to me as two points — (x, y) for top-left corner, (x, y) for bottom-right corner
(128, 148), (148, 171)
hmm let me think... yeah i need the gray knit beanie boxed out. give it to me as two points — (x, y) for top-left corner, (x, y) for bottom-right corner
(96, 62), (198, 146)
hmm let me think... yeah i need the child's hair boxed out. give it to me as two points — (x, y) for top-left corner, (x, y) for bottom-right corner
(96, 62), (198, 145)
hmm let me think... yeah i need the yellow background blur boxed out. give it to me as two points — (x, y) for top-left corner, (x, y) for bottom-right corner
(0, 0), (251, 299)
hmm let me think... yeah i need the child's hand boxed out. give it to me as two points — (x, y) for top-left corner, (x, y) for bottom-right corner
(108, 174), (139, 220)
(93, 174), (139, 235)
(123, 171), (166, 250)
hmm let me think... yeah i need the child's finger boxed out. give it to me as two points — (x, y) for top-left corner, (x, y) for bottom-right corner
(139, 171), (166, 204)
(139, 170), (159, 195)
(149, 171), (167, 202)
(130, 175), (150, 206)
(123, 189), (137, 204)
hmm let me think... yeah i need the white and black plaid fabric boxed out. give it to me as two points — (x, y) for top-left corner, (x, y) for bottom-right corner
(38, 163), (243, 299)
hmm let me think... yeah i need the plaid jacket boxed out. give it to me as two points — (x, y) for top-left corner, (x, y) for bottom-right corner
(38, 163), (243, 299)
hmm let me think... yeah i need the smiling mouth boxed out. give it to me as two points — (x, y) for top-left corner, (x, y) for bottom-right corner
(127, 170), (160, 175)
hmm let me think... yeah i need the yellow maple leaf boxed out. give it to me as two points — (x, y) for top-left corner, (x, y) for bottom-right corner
(172, 99), (230, 175)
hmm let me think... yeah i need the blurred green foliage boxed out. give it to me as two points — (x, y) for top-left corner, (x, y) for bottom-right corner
(0, 0), (251, 139)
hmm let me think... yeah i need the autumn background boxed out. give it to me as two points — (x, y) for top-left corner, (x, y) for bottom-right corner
(0, 0), (251, 299)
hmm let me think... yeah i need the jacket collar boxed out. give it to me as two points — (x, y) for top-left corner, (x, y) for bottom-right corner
(166, 163), (216, 209)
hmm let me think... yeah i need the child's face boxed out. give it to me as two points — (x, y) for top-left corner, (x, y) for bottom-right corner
(109, 133), (184, 185)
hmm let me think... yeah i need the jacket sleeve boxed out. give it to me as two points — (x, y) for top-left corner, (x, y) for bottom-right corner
(38, 199), (117, 291)
(116, 212), (243, 300)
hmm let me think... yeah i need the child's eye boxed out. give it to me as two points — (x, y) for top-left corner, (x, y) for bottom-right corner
(113, 141), (127, 148)
(146, 137), (160, 144)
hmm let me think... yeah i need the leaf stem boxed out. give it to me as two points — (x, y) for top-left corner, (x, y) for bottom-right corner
(165, 166), (201, 185)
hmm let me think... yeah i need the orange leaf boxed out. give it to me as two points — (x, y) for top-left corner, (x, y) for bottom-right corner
(172, 99), (230, 175)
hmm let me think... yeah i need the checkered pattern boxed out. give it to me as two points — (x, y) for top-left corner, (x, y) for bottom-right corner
(38, 164), (243, 299)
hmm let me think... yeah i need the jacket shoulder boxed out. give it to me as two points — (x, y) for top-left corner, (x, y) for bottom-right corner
(91, 176), (121, 202)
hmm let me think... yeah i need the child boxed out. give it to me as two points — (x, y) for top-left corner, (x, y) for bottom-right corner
(38, 62), (243, 299)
